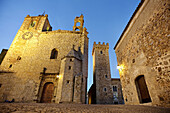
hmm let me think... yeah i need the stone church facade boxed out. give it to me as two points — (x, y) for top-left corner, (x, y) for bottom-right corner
(88, 42), (124, 104)
(0, 14), (88, 103)
(114, 0), (169, 107)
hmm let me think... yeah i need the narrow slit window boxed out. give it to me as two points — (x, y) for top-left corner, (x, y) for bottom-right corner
(104, 88), (107, 92)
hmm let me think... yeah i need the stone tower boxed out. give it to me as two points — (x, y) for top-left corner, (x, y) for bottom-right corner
(92, 42), (113, 104)
(0, 14), (88, 104)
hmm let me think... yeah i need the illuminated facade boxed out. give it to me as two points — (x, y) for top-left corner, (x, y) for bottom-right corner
(0, 14), (88, 103)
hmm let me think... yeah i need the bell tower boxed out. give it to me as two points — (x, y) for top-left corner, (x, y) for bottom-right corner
(20, 14), (52, 32)
(0, 14), (52, 70)
(73, 14), (84, 32)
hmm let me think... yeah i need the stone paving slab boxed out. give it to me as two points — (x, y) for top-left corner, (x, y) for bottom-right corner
(0, 103), (169, 113)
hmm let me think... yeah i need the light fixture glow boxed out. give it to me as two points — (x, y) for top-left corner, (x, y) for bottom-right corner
(117, 65), (124, 71)
(56, 75), (59, 78)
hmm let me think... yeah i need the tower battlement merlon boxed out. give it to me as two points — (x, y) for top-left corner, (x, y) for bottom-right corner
(92, 42), (109, 55)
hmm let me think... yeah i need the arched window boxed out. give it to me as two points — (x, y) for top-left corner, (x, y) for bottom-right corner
(113, 86), (117, 91)
(50, 49), (58, 59)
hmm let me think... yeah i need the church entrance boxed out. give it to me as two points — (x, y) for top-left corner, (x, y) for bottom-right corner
(40, 82), (54, 103)
(135, 75), (151, 103)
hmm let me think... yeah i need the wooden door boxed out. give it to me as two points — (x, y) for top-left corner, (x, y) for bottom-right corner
(136, 75), (151, 103)
(41, 82), (54, 103)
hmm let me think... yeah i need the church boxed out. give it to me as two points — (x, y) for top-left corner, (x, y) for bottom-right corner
(0, 14), (88, 103)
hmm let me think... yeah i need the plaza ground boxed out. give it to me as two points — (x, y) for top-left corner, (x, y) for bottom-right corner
(0, 103), (170, 113)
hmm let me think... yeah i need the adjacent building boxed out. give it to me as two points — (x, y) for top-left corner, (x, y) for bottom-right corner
(114, 0), (169, 107)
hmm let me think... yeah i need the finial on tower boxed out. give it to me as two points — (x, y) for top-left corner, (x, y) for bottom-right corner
(42, 11), (45, 16)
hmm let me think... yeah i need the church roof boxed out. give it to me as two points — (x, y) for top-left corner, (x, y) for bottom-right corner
(62, 48), (82, 60)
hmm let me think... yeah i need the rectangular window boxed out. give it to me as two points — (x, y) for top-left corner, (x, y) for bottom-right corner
(113, 86), (117, 91)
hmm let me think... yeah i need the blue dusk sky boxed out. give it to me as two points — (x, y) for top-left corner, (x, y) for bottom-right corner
(0, 0), (140, 91)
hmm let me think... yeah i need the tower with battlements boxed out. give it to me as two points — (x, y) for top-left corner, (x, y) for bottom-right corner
(88, 42), (124, 104)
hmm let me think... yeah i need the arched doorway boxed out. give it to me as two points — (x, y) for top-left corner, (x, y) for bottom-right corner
(135, 75), (151, 103)
(40, 82), (54, 103)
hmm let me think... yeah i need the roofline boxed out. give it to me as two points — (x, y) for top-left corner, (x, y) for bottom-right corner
(111, 78), (120, 80)
(114, 0), (144, 50)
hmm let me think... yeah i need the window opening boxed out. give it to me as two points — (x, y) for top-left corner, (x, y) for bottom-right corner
(113, 86), (117, 91)
(50, 49), (58, 59)
(17, 56), (21, 60)
(67, 80), (70, 84)
(9, 64), (12, 68)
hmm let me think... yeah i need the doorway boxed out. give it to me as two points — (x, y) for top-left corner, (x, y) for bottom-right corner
(135, 75), (151, 103)
(40, 82), (54, 103)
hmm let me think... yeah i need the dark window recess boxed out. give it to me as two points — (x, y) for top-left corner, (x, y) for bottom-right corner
(126, 98), (128, 102)
(17, 56), (21, 60)
(9, 64), (12, 68)
(50, 49), (58, 59)
(132, 59), (135, 63)
(70, 59), (73, 62)
(104, 88), (107, 92)
(67, 80), (70, 84)
(105, 75), (107, 78)
(82, 78), (83, 82)
(69, 66), (71, 70)
(0, 84), (2, 88)
(100, 51), (103, 54)
(113, 86), (117, 91)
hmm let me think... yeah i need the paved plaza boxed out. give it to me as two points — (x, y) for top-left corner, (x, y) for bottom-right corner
(0, 103), (169, 113)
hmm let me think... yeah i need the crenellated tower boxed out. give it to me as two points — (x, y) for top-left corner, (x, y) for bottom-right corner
(92, 42), (113, 104)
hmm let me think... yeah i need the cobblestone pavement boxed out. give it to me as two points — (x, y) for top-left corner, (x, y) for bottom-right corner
(0, 103), (169, 113)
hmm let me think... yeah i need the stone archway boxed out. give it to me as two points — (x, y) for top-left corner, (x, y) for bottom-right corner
(135, 75), (151, 103)
(40, 82), (54, 103)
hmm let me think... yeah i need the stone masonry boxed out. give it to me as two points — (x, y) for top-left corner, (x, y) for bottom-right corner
(114, 0), (170, 107)
(0, 14), (88, 104)
(88, 42), (124, 104)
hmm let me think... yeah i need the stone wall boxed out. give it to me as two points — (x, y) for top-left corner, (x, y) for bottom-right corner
(0, 71), (15, 102)
(89, 42), (124, 104)
(114, 0), (169, 107)
(0, 14), (88, 104)
(111, 79), (124, 104)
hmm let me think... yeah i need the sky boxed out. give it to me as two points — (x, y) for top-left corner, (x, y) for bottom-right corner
(0, 0), (140, 91)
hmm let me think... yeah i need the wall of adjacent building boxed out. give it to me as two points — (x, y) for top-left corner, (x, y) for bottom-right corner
(115, 0), (169, 107)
